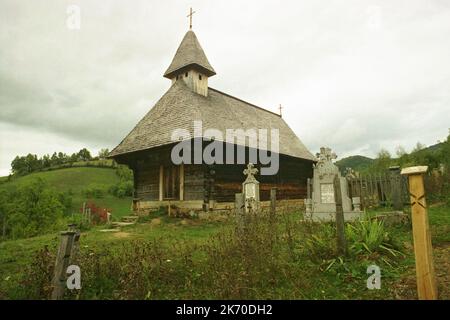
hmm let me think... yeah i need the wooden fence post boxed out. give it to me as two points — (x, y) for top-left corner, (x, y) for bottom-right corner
(51, 228), (80, 300)
(333, 174), (348, 256)
(270, 188), (277, 219)
(235, 193), (245, 234)
(390, 166), (403, 211)
(401, 166), (438, 300)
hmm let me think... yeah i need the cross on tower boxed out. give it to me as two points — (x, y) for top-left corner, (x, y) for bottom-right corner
(187, 7), (196, 29)
(278, 104), (283, 117)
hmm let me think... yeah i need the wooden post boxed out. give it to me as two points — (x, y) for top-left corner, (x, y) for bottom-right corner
(359, 175), (364, 209)
(51, 230), (79, 300)
(306, 178), (311, 199)
(159, 165), (164, 201)
(235, 193), (245, 234)
(379, 173), (385, 204)
(88, 208), (92, 225)
(401, 166), (437, 300)
(368, 174), (373, 206)
(179, 164), (184, 201)
(82, 202), (86, 221)
(270, 188), (277, 219)
(390, 166), (403, 210)
(333, 174), (348, 256)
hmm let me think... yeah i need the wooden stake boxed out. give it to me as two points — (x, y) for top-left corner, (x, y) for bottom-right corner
(401, 166), (438, 300)
(159, 165), (163, 201)
(333, 175), (348, 256)
(270, 188), (277, 219)
(235, 193), (245, 235)
(179, 164), (184, 201)
(379, 173), (385, 204)
(390, 166), (403, 211)
(359, 175), (364, 209)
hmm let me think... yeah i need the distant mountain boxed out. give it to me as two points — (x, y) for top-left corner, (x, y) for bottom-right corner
(335, 155), (374, 173)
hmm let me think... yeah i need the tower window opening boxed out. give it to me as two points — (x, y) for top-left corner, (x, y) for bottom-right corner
(199, 75), (202, 80)
(185, 72), (188, 77)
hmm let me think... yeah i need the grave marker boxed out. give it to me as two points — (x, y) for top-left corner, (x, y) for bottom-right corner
(51, 226), (80, 300)
(242, 163), (260, 213)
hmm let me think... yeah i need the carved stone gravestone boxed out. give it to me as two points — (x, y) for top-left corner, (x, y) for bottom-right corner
(306, 147), (363, 222)
(243, 163), (260, 212)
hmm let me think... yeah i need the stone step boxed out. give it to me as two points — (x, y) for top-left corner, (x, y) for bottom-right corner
(121, 215), (139, 222)
(112, 221), (135, 227)
(99, 228), (121, 233)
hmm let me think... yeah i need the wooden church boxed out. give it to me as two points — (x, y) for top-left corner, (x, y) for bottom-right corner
(109, 21), (316, 213)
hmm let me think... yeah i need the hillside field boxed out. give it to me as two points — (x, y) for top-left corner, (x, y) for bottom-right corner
(0, 167), (132, 220)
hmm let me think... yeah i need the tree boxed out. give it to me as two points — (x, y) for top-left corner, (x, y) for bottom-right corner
(70, 152), (79, 163)
(98, 148), (110, 160)
(412, 142), (426, 153)
(51, 152), (59, 165)
(440, 130), (450, 173)
(57, 152), (69, 164)
(372, 148), (392, 173)
(77, 148), (92, 161)
(11, 156), (27, 175)
(395, 145), (407, 158)
(6, 179), (64, 239)
(42, 154), (51, 168)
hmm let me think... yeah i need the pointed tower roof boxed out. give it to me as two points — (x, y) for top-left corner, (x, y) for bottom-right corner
(163, 30), (216, 79)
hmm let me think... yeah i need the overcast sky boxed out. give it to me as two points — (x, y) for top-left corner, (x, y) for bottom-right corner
(0, 0), (449, 176)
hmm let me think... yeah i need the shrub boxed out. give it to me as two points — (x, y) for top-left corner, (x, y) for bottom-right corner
(115, 165), (133, 181)
(1, 178), (66, 239)
(301, 222), (337, 261)
(108, 181), (133, 198)
(82, 186), (105, 199)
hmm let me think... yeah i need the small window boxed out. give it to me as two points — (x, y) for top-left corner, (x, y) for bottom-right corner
(199, 75), (202, 80)
(185, 72), (188, 77)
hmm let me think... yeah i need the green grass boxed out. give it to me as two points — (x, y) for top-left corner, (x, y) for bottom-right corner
(428, 204), (450, 244)
(0, 204), (447, 299)
(1, 167), (117, 193)
(0, 216), (226, 299)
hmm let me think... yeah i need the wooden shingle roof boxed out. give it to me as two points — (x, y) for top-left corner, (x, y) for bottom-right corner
(163, 30), (216, 79)
(109, 81), (315, 161)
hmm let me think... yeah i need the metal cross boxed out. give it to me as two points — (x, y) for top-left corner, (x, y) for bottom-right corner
(187, 7), (196, 29)
(278, 104), (283, 117)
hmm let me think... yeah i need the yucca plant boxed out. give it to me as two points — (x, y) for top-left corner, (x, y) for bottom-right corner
(346, 218), (402, 258)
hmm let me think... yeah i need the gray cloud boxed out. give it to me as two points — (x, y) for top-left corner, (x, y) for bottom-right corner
(0, 0), (449, 175)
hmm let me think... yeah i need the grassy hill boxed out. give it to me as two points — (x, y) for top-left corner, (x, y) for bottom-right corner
(0, 167), (132, 220)
(335, 155), (374, 173)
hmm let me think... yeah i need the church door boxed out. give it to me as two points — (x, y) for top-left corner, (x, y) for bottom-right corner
(163, 165), (180, 200)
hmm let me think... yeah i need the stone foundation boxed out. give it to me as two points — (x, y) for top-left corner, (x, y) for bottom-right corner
(305, 211), (364, 222)
(133, 198), (305, 216)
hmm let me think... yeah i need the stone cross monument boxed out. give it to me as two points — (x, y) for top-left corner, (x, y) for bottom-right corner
(305, 147), (363, 222)
(243, 163), (260, 212)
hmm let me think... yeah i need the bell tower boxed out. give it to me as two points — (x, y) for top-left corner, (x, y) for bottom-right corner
(163, 11), (216, 97)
